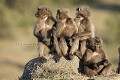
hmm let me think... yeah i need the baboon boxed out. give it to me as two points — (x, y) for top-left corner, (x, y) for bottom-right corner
(69, 5), (95, 59)
(53, 8), (78, 61)
(83, 37), (112, 77)
(33, 6), (56, 59)
(117, 46), (120, 73)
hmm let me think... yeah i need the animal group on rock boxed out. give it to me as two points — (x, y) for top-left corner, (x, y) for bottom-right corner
(33, 5), (113, 77)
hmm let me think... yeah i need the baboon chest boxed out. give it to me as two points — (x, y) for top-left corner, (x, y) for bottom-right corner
(86, 51), (103, 63)
(39, 22), (52, 38)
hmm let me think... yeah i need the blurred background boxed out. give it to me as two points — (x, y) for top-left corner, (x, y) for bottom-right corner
(0, 0), (120, 79)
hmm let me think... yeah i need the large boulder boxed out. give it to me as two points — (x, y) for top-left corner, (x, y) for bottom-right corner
(20, 54), (81, 80)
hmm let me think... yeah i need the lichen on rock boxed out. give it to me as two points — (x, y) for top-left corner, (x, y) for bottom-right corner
(20, 55), (80, 80)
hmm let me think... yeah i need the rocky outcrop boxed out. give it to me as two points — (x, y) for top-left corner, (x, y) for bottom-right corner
(20, 54), (81, 80)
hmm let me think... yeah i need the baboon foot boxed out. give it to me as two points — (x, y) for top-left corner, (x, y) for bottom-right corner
(84, 66), (98, 77)
(103, 60), (109, 66)
(55, 54), (62, 63)
(93, 64), (99, 70)
(100, 63), (112, 76)
(75, 51), (82, 59)
(69, 54), (75, 60)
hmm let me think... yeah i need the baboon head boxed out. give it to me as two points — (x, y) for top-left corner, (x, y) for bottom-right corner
(75, 5), (91, 22)
(87, 37), (103, 51)
(35, 6), (52, 19)
(56, 8), (70, 20)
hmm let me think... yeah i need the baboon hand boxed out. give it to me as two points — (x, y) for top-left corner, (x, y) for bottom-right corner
(103, 59), (109, 66)
(93, 64), (99, 69)
(43, 38), (50, 46)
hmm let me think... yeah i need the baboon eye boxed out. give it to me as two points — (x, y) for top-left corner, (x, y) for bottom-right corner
(46, 8), (49, 11)
(76, 8), (80, 11)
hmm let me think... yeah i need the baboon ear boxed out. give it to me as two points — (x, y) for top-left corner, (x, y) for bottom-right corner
(57, 8), (61, 13)
(95, 37), (103, 45)
(45, 6), (49, 11)
(86, 6), (91, 17)
(38, 6), (41, 10)
(76, 7), (80, 11)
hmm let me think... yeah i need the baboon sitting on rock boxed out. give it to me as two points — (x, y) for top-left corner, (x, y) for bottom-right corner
(53, 8), (78, 61)
(83, 37), (112, 77)
(33, 6), (56, 60)
(69, 5), (95, 59)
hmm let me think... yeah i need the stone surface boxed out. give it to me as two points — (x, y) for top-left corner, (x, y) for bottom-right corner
(20, 54), (80, 80)
(20, 54), (120, 80)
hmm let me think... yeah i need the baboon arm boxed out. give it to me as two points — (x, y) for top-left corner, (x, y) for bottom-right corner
(54, 36), (62, 55)
(55, 23), (65, 37)
(83, 49), (93, 65)
(67, 18), (78, 34)
(33, 19), (42, 38)
(73, 20), (78, 34)
(77, 31), (91, 37)
(73, 19), (94, 38)
(33, 27), (40, 38)
(100, 50), (107, 60)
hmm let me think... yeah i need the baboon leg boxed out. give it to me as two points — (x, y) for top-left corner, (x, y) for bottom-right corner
(53, 36), (63, 62)
(43, 44), (50, 57)
(84, 66), (98, 77)
(96, 65), (104, 73)
(69, 38), (79, 59)
(100, 63), (112, 76)
(80, 40), (86, 56)
(59, 37), (68, 56)
(69, 38), (79, 55)
(75, 51), (82, 59)
(38, 42), (45, 57)
(54, 36), (62, 56)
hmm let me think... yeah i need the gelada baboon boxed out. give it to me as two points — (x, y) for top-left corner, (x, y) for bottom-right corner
(117, 46), (120, 73)
(69, 5), (95, 59)
(33, 6), (56, 59)
(83, 37), (112, 77)
(53, 8), (78, 61)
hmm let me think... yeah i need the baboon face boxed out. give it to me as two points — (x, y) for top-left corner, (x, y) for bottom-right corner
(87, 37), (103, 51)
(56, 8), (70, 20)
(74, 12), (84, 22)
(76, 5), (91, 18)
(35, 6), (51, 19)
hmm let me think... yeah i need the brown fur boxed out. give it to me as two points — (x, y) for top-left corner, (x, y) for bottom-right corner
(33, 6), (56, 59)
(69, 5), (95, 59)
(83, 37), (112, 76)
(117, 46), (120, 73)
(53, 8), (78, 61)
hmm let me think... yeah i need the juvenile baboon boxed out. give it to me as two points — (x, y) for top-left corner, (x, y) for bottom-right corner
(33, 6), (56, 59)
(53, 8), (78, 61)
(83, 37), (112, 76)
(69, 5), (95, 59)
(117, 46), (120, 73)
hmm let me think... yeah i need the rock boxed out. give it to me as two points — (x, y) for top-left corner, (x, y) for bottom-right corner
(20, 54), (80, 80)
